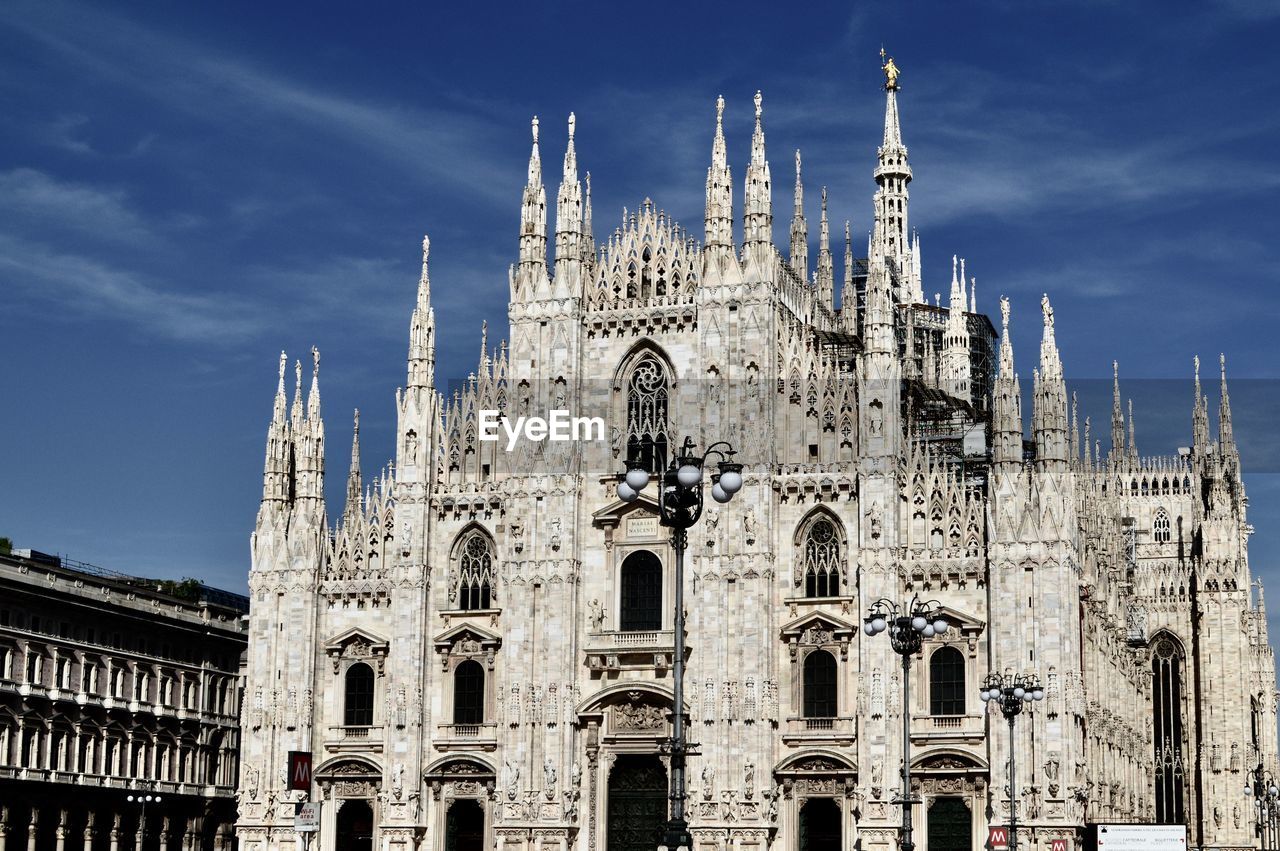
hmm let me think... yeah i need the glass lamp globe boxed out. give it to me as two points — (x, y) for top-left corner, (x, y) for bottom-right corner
(625, 468), (650, 490)
(921, 625), (936, 637)
(871, 617), (887, 634)
(617, 481), (638, 502)
(127, 795), (135, 802)
(677, 464), (702, 487)
(718, 469), (743, 494)
(980, 689), (991, 702)
(911, 615), (928, 631)
(933, 619), (949, 635)
(711, 483), (731, 504)
(1023, 691), (1034, 702)
(1013, 687), (1026, 699)
(863, 622), (876, 636)
(1032, 688), (1045, 701)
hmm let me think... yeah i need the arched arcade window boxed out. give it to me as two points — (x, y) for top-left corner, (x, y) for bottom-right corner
(798, 513), (843, 598)
(1152, 634), (1186, 824)
(455, 529), (495, 611)
(620, 551), (663, 632)
(625, 354), (670, 473)
(1153, 509), (1171, 544)
(344, 663), (375, 726)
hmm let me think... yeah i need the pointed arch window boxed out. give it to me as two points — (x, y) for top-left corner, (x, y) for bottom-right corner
(625, 354), (670, 473)
(453, 660), (485, 725)
(929, 646), (965, 716)
(1152, 635), (1186, 824)
(455, 529), (496, 611)
(798, 514), (843, 597)
(802, 650), (837, 719)
(1153, 509), (1171, 543)
(344, 663), (375, 727)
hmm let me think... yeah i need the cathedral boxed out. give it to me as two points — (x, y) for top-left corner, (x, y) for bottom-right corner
(234, 58), (1278, 851)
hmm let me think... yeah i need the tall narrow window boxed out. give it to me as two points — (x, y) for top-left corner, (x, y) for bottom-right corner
(1152, 635), (1186, 824)
(455, 530), (496, 611)
(929, 647), (965, 716)
(1153, 509), (1171, 543)
(620, 551), (663, 632)
(344, 663), (375, 726)
(803, 650), (838, 719)
(799, 514), (843, 597)
(453, 661), (485, 725)
(626, 355), (670, 473)
(1252, 696), (1261, 751)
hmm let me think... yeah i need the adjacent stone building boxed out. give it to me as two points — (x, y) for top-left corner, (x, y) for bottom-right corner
(0, 549), (247, 851)
(235, 60), (1279, 851)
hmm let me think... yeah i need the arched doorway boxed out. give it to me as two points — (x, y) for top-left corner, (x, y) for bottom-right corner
(799, 798), (841, 851)
(928, 796), (971, 851)
(606, 754), (667, 851)
(445, 800), (484, 851)
(335, 800), (374, 851)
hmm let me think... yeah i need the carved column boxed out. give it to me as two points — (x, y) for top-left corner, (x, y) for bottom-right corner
(109, 814), (120, 851)
(84, 812), (96, 851)
(55, 809), (67, 851)
(0, 804), (9, 851)
(26, 808), (38, 851)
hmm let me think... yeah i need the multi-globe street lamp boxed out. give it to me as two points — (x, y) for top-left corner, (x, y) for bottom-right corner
(1245, 763), (1280, 851)
(862, 595), (951, 851)
(617, 436), (743, 851)
(125, 791), (162, 851)
(979, 672), (1045, 851)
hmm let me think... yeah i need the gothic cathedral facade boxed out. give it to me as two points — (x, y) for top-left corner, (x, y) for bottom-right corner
(235, 70), (1278, 851)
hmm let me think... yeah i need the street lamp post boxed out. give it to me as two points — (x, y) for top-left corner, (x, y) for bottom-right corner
(979, 673), (1045, 851)
(1245, 764), (1280, 851)
(124, 792), (162, 851)
(862, 595), (951, 851)
(617, 436), (743, 851)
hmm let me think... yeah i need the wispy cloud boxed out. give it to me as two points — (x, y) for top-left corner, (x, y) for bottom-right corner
(0, 234), (264, 342)
(0, 5), (520, 207)
(0, 168), (152, 244)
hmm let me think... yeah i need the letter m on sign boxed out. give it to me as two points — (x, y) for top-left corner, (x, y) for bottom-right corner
(288, 751), (312, 791)
(988, 827), (1009, 851)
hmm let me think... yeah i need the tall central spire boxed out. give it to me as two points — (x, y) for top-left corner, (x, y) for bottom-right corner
(872, 52), (912, 291)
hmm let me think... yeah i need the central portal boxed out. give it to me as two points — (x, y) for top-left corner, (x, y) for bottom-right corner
(606, 754), (668, 851)
(335, 800), (374, 851)
(927, 796), (972, 851)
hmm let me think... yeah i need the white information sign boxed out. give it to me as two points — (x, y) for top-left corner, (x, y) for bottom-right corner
(1095, 824), (1186, 851)
(295, 802), (322, 833)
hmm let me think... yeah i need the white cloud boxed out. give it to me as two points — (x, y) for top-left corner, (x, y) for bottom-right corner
(0, 168), (151, 244)
(0, 233), (264, 342)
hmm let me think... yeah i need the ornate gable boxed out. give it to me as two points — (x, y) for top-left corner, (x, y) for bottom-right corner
(324, 627), (390, 674)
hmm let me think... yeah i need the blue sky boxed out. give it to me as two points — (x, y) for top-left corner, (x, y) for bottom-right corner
(2, 1), (1279, 608)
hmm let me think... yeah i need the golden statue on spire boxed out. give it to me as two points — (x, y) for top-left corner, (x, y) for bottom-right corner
(880, 47), (900, 91)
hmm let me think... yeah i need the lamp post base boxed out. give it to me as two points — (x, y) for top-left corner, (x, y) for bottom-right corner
(661, 818), (692, 851)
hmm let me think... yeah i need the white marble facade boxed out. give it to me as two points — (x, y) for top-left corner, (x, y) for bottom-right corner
(235, 66), (1278, 851)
